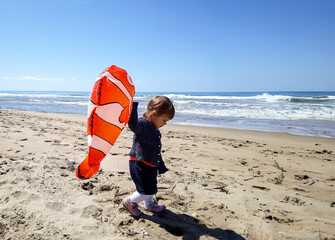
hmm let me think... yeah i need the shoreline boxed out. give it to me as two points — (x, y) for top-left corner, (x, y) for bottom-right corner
(0, 109), (334, 239)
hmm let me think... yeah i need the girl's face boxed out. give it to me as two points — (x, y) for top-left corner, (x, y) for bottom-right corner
(150, 112), (171, 128)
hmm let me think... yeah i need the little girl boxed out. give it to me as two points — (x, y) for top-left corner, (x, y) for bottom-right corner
(123, 96), (175, 217)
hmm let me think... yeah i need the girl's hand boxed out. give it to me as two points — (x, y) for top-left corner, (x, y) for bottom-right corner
(158, 168), (168, 174)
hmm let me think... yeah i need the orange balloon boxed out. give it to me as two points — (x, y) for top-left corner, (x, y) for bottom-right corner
(76, 65), (135, 180)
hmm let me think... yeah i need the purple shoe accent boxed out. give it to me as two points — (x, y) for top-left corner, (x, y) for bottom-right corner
(145, 203), (166, 213)
(123, 197), (143, 217)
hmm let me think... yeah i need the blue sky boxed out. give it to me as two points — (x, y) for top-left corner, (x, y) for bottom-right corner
(0, 0), (334, 92)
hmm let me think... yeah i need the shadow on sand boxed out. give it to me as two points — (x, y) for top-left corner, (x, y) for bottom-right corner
(141, 209), (246, 240)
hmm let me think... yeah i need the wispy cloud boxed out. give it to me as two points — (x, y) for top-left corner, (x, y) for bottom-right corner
(2, 76), (83, 82)
(20, 76), (66, 82)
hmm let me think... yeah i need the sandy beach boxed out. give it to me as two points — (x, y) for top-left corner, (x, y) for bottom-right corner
(0, 109), (334, 240)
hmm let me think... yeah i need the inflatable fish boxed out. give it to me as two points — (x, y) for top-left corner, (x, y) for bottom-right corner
(76, 65), (135, 180)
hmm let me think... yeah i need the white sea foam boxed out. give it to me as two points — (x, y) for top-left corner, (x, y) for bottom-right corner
(28, 99), (89, 105)
(175, 103), (334, 121)
(136, 93), (335, 103)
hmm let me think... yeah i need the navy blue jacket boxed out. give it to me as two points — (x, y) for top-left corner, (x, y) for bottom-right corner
(128, 102), (168, 174)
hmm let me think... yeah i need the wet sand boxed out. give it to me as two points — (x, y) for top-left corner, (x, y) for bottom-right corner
(0, 109), (334, 240)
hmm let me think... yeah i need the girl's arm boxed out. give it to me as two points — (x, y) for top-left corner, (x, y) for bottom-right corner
(128, 102), (144, 134)
(158, 158), (168, 174)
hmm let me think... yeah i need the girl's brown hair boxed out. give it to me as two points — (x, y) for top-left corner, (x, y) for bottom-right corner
(143, 96), (175, 119)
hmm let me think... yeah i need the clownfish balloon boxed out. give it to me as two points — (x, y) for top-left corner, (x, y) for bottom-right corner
(76, 65), (135, 180)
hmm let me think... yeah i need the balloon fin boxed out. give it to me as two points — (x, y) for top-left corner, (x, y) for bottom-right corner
(119, 105), (129, 124)
(76, 155), (100, 180)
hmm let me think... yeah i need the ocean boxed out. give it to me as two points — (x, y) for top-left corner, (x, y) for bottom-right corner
(0, 90), (334, 138)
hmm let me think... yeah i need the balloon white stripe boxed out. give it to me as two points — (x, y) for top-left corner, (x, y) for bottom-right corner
(95, 103), (125, 129)
(89, 135), (113, 155)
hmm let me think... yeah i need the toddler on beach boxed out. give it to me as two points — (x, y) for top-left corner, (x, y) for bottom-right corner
(123, 96), (175, 217)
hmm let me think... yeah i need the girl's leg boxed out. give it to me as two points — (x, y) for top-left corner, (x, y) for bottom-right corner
(129, 191), (152, 203)
(143, 195), (153, 208)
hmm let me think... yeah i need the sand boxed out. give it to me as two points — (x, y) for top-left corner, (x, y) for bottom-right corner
(0, 109), (334, 240)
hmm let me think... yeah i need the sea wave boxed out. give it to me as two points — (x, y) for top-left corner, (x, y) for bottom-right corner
(137, 93), (335, 103)
(289, 96), (335, 103)
(28, 99), (89, 105)
(176, 105), (334, 121)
